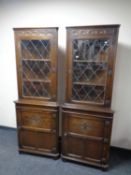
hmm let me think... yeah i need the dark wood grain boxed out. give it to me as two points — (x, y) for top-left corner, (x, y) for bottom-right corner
(62, 25), (120, 170)
(61, 107), (113, 169)
(14, 28), (58, 101)
(16, 103), (59, 157)
(65, 25), (120, 107)
(14, 28), (59, 158)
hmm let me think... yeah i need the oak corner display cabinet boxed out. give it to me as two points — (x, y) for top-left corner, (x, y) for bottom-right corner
(61, 25), (120, 170)
(14, 28), (59, 158)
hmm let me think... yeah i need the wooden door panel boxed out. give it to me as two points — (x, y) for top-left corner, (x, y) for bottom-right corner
(68, 115), (104, 137)
(63, 112), (105, 138)
(63, 136), (84, 158)
(85, 140), (103, 161)
(21, 110), (56, 130)
(62, 135), (103, 162)
(19, 129), (37, 149)
(19, 129), (56, 152)
(62, 110), (113, 166)
(36, 132), (56, 151)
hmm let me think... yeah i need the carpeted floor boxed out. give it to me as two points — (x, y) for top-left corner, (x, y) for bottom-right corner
(0, 127), (131, 175)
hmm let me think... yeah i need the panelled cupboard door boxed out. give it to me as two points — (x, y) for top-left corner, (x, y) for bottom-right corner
(20, 109), (57, 131)
(62, 135), (103, 163)
(16, 104), (59, 157)
(14, 28), (58, 101)
(66, 25), (120, 107)
(62, 110), (113, 168)
(19, 129), (57, 153)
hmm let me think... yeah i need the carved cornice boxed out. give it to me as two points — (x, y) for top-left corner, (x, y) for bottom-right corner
(15, 29), (54, 37)
(71, 28), (115, 37)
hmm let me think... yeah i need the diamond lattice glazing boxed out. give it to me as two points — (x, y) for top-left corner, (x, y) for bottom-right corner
(21, 40), (51, 98)
(72, 39), (111, 103)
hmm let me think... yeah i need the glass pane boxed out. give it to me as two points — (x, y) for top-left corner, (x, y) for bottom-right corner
(22, 60), (51, 80)
(72, 39), (111, 104)
(73, 62), (107, 85)
(72, 84), (105, 103)
(21, 40), (51, 98)
(73, 39), (110, 61)
(23, 81), (50, 98)
(21, 40), (50, 59)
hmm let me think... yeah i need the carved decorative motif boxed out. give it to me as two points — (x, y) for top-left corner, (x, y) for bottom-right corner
(72, 28), (115, 37)
(80, 122), (93, 132)
(16, 29), (54, 37)
(26, 115), (42, 125)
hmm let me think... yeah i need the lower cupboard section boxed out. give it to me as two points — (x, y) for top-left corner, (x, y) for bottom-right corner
(62, 135), (103, 163)
(61, 109), (113, 169)
(16, 103), (59, 158)
(19, 129), (57, 153)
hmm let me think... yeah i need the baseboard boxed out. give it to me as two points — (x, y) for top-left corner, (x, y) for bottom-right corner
(110, 146), (131, 153)
(0, 125), (16, 130)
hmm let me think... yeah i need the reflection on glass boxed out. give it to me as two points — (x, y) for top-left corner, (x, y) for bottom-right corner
(72, 39), (111, 104)
(73, 39), (110, 61)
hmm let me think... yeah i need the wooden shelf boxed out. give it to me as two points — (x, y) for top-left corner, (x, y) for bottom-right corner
(74, 60), (107, 63)
(73, 81), (105, 86)
(22, 58), (51, 61)
(23, 79), (51, 83)
(15, 99), (59, 107)
(62, 103), (114, 115)
(71, 99), (104, 105)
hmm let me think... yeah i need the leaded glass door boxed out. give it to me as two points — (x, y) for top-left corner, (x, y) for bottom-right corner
(15, 28), (58, 101)
(72, 38), (110, 104)
(66, 27), (117, 106)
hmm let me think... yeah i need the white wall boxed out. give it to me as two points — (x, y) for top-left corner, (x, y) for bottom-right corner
(0, 0), (131, 149)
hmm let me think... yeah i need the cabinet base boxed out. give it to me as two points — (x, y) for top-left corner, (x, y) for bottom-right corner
(19, 148), (60, 159)
(61, 154), (108, 170)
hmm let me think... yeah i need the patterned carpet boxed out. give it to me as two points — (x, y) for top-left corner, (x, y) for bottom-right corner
(0, 127), (131, 175)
